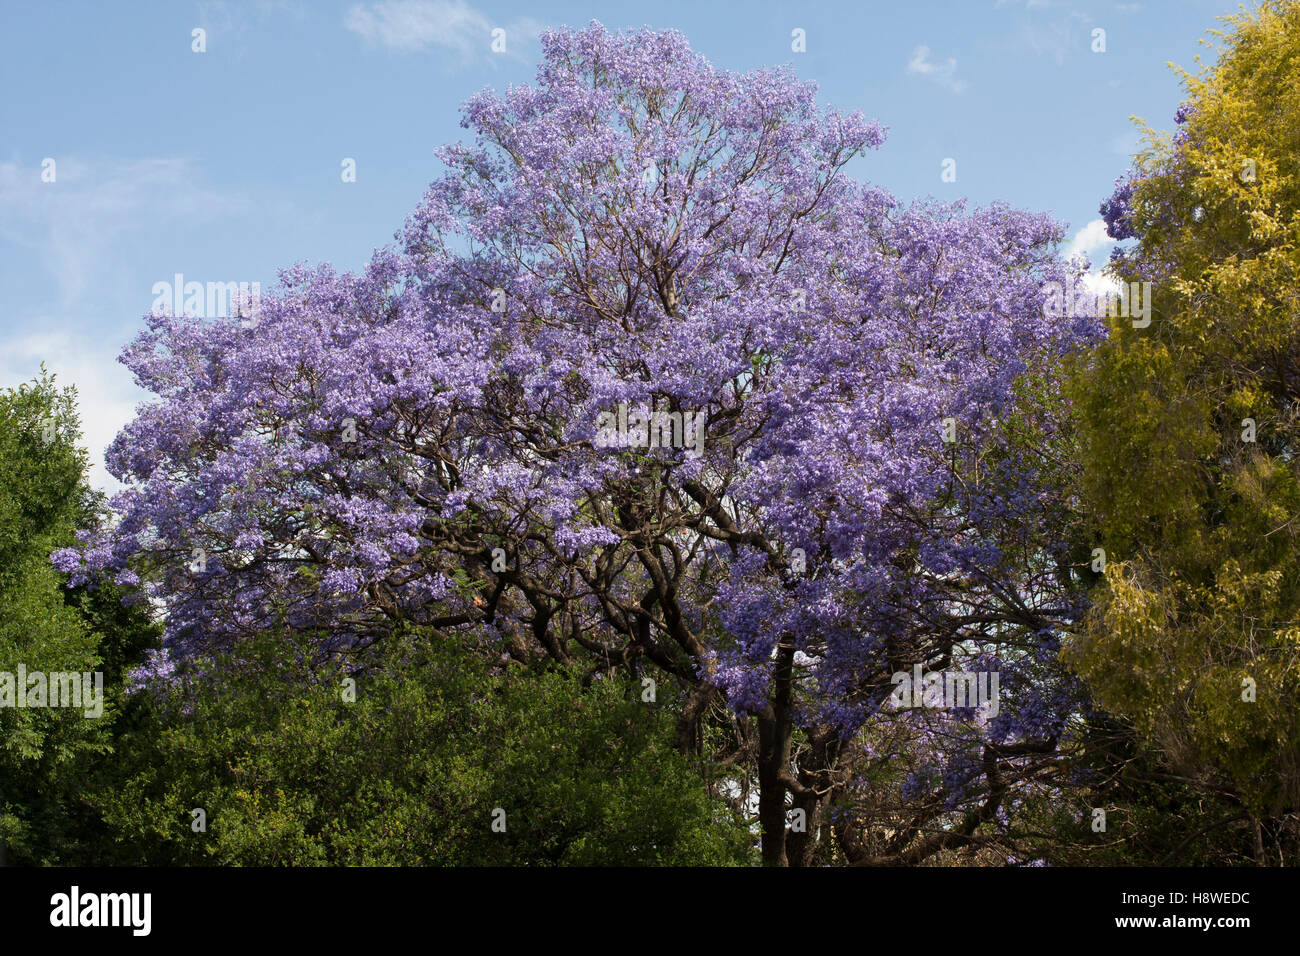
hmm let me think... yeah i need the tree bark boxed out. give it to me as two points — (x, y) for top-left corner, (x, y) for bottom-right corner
(757, 642), (796, 866)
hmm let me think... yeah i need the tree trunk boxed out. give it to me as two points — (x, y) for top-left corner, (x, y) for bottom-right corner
(757, 642), (796, 866)
(785, 729), (841, 867)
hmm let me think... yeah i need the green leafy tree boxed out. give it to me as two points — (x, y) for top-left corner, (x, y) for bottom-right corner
(97, 629), (754, 865)
(0, 371), (159, 863)
(1069, 0), (1300, 862)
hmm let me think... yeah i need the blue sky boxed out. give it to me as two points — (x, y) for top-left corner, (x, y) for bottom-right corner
(0, 0), (1238, 487)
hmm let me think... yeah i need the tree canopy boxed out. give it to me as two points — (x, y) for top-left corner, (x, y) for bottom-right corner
(31, 11), (1300, 866)
(1070, 0), (1300, 855)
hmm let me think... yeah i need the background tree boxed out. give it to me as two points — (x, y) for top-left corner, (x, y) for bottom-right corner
(0, 371), (158, 864)
(95, 628), (752, 866)
(1069, 0), (1300, 864)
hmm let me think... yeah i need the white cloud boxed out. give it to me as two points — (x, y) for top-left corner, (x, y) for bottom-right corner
(345, 0), (542, 64)
(906, 44), (967, 94)
(1077, 268), (1121, 299)
(1066, 218), (1120, 301)
(0, 157), (262, 491)
(1066, 218), (1113, 261)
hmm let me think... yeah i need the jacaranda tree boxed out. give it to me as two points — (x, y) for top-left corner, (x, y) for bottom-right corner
(58, 22), (1102, 865)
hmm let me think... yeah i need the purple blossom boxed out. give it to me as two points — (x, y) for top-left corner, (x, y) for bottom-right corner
(1100, 170), (1137, 240)
(52, 21), (1104, 863)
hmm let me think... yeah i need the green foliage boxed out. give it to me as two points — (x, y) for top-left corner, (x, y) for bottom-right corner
(0, 370), (160, 864)
(96, 630), (754, 866)
(0, 372), (744, 866)
(1016, 716), (1265, 866)
(1069, 0), (1300, 836)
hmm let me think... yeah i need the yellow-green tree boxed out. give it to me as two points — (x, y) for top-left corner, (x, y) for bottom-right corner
(1069, 0), (1300, 857)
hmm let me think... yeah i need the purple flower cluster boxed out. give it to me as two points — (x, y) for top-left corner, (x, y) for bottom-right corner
(54, 22), (1103, 834)
(1100, 170), (1137, 241)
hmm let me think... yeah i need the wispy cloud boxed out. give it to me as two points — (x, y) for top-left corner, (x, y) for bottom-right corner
(1005, 8), (1094, 65)
(906, 44), (967, 93)
(0, 157), (262, 489)
(195, 0), (309, 60)
(0, 157), (256, 308)
(344, 0), (542, 65)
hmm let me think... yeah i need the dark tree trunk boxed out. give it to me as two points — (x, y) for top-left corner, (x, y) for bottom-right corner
(757, 642), (796, 866)
(785, 729), (841, 867)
